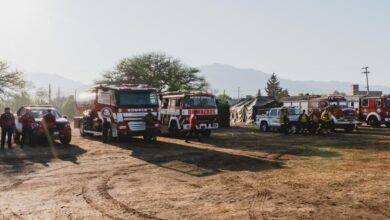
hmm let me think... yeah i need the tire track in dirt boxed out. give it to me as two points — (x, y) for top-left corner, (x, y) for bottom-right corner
(0, 208), (24, 220)
(82, 164), (164, 220)
(248, 189), (271, 220)
(361, 201), (390, 219)
(0, 177), (33, 192)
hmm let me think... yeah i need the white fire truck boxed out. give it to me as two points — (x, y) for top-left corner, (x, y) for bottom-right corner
(160, 91), (219, 137)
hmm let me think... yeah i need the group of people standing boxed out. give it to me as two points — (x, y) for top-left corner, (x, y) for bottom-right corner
(0, 107), (57, 150)
(279, 107), (334, 135)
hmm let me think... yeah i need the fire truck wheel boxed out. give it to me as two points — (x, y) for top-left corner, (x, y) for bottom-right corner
(385, 123), (390, 128)
(169, 123), (178, 138)
(102, 127), (113, 143)
(344, 125), (354, 133)
(201, 130), (211, 138)
(368, 116), (380, 128)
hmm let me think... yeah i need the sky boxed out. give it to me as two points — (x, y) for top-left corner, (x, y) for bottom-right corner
(0, 0), (389, 86)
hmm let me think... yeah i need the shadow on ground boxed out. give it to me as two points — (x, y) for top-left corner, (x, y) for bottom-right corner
(212, 127), (390, 155)
(90, 136), (284, 177)
(0, 141), (86, 174)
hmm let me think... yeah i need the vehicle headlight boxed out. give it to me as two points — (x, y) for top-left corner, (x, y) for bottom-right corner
(118, 125), (127, 130)
(154, 123), (160, 127)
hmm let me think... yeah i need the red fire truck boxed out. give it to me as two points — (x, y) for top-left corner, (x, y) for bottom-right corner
(358, 96), (390, 127)
(160, 91), (219, 137)
(74, 84), (160, 141)
(283, 95), (358, 132)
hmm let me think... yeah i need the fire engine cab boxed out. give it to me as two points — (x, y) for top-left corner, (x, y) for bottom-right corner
(284, 95), (358, 132)
(74, 84), (160, 141)
(160, 91), (219, 137)
(358, 96), (390, 127)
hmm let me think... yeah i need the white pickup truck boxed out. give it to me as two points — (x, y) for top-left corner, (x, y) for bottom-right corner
(255, 107), (302, 133)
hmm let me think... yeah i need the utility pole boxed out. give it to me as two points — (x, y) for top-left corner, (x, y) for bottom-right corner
(74, 89), (77, 98)
(237, 87), (240, 99)
(57, 88), (61, 99)
(362, 66), (370, 95)
(49, 84), (52, 104)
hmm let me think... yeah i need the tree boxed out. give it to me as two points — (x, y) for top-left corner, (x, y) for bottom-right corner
(96, 52), (208, 92)
(333, 90), (346, 96)
(35, 88), (49, 105)
(217, 94), (231, 105)
(257, 89), (262, 97)
(265, 73), (289, 101)
(0, 60), (26, 99)
(61, 96), (76, 119)
(9, 91), (33, 111)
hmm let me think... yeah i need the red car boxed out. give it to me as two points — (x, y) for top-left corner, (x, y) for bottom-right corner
(15, 106), (72, 145)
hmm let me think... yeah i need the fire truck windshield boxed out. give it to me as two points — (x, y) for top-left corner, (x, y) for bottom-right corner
(329, 101), (347, 108)
(118, 90), (158, 107)
(184, 96), (217, 108)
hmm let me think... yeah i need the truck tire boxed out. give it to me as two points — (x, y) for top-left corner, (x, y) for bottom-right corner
(344, 125), (354, 132)
(201, 130), (211, 138)
(260, 122), (269, 132)
(60, 136), (71, 145)
(368, 116), (380, 128)
(169, 122), (179, 138)
(102, 122), (112, 143)
(290, 123), (299, 134)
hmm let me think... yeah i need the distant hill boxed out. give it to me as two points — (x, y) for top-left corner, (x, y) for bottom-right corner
(25, 66), (390, 98)
(24, 72), (89, 96)
(199, 64), (390, 97)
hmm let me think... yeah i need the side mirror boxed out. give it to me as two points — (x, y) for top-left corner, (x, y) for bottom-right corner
(63, 115), (68, 119)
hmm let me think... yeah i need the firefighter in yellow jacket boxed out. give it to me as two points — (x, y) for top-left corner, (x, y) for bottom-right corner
(280, 108), (290, 135)
(298, 110), (309, 133)
(320, 107), (333, 134)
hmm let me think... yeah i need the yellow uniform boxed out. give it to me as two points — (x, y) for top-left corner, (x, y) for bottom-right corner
(321, 111), (332, 122)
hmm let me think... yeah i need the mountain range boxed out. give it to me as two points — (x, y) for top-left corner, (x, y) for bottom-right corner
(24, 72), (89, 97)
(24, 64), (390, 98)
(198, 64), (390, 97)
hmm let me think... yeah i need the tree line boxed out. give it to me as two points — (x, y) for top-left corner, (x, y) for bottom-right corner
(1, 52), (291, 116)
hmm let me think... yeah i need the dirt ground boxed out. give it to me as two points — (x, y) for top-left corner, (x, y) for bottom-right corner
(0, 126), (389, 220)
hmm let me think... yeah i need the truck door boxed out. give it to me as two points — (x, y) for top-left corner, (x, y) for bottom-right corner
(361, 98), (369, 118)
(269, 109), (279, 127)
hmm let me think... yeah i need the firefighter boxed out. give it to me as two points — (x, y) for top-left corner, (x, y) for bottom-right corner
(308, 109), (320, 134)
(144, 109), (157, 141)
(19, 109), (35, 148)
(298, 109), (309, 134)
(355, 108), (360, 131)
(43, 109), (57, 139)
(185, 110), (202, 143)
(320, 107), (333, 134)
(280, 108), (289, 135)
(0, 107), (15, 149)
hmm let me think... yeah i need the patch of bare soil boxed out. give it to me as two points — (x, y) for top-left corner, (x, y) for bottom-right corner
(0, 126), (389, 219)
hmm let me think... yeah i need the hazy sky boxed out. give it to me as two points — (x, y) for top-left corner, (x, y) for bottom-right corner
(0, 0), (389, 86)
